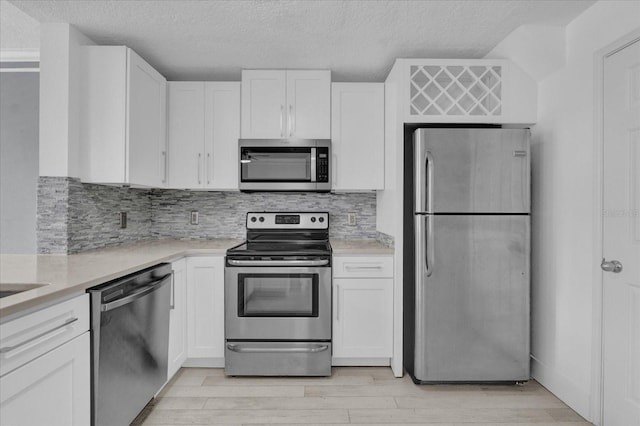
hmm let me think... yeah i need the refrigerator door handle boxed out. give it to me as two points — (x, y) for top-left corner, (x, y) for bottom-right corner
(425, 151), (434, 213)
(416, 215), (434, 277)
(425, 215), (434, 277)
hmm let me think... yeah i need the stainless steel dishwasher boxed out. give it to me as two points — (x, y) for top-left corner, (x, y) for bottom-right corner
(87, 263), (172, 426)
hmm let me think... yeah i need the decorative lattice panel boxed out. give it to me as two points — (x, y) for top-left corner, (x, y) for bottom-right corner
(409, 65), (502, 116)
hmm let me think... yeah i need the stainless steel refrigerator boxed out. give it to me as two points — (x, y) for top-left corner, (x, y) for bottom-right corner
(404, 127), (531, 383)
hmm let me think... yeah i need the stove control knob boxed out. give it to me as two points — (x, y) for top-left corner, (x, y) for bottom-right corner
(250, 216), (257, 222)
(319, 217), (325, 223)
(259, 216), (265, 222)
(311, 217), (316, 223)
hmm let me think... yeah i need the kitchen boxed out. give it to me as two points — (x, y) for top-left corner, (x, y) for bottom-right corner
(1, 1), (639, 425)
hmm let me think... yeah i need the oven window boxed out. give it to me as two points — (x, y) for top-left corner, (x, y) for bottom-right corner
(241, 148), (311, 182)
(238, 273), (318, 317)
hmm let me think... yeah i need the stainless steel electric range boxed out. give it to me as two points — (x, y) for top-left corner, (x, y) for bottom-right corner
(224, 212), (332, 376)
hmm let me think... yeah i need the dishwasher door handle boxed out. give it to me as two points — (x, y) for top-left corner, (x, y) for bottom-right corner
(101, 275), (170, 312)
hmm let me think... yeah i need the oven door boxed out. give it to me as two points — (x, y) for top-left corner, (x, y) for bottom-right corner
(225, 265), (331, 340)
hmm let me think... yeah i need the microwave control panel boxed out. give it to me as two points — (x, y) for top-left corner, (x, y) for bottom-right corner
(316, 147), (329, 182)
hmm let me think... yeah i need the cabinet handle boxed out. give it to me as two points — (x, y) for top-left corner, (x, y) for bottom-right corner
(197, 153), (202, 185)
(336, 284), (340, 321)
(162, 150), (167, 184)
(289, 104), (293, 137)
(0, 317), (78, 357)
(280, 105), (284, 138)
(170, 271), (175, 310)
(345, 265), (383, 270)
(207, 153), (211, 185)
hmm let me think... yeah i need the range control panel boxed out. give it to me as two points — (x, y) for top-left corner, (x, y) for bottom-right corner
(246, 212), (329, 229)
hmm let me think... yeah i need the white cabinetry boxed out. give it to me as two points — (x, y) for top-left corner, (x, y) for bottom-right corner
(168, 259), (187, 380)
(388, 59), (536, 124)
(0, 294), (90, 425)
(241, 70), (330, 139)
(331, 83), (385, 191)
(80, 46), (167, 186)
(332, 255), (393, 365)
(167, 82), (240, 190)
(185, 256), (225, 367)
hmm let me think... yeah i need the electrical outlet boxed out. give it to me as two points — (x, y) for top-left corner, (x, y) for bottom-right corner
(347, 212), (357, 226)
(190, 211), (199, 225)
(119, 212), (127, 229)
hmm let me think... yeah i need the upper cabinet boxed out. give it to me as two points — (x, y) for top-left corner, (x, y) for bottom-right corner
(386, 59), (536, 124)
(331, 83), (385, 191)
(80, 46), (167, 186)
(167, 82), (240, 190)
(241, 70), (330, 139)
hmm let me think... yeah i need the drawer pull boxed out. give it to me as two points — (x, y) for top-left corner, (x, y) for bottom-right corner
(345, 265), (383, 270)
(0, 317), (78, 356)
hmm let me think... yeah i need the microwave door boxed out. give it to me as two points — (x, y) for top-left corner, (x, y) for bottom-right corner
(242, 149), (312, 182)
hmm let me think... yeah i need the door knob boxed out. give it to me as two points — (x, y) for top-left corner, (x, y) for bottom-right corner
(601, 258), (623, 273)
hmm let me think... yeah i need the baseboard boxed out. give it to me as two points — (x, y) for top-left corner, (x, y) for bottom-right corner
(332, 357), (390, 366)
(531, 355), (592, 422)
(183, 357), (224, 368)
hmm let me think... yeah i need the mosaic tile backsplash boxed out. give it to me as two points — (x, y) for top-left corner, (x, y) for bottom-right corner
(37, 177), (385, 254)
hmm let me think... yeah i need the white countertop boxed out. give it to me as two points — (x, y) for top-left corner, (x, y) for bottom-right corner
(0, 240), (240, 319)
(0, 238), (393, 320)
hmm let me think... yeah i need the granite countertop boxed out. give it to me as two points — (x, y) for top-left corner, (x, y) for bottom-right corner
(1, 238), (393, 321)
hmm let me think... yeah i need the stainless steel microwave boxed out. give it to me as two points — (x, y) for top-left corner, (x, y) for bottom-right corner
(239, 139), (331, 192)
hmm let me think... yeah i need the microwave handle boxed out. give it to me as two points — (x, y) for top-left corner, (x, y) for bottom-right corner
(310, 147), (317, 182)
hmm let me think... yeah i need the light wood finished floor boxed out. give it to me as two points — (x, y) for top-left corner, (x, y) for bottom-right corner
(135, 367), (591, 425)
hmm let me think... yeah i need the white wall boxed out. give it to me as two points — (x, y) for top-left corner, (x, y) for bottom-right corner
(487, 1), (640, 422)
(0, 72), (39, 253)
(38, 24), (94, 177)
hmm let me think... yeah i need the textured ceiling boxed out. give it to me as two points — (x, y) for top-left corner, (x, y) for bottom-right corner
(6, 0), (595, 81)
(0, 1), (40, 53)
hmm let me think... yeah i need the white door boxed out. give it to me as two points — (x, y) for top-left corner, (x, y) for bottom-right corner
(286, 70), (331, 139)
(0, 333), (90, 426)
(167, 82), (205, 188)
(205, 82), (240, 190)
(168, 259), (187, 380)
(241, 70), (286, 138)
(602, 37), (640, 426)
(331, 83), (385, 190)
(127, 49), (167, 187)
(186, 256), (225, 363)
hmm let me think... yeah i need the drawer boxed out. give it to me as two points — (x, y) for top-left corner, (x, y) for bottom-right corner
(0, 294), (89, 377)
(333, 256), (394, 278)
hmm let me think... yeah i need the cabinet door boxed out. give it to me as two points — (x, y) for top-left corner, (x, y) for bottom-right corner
(287, 70), (331, 139)
(168, 82), (205, 188)
(205, 82), (240, 190)
(168, 259), (187, 380)
(187, 257), (225, 360)
(241, 70), (286, 138)
(0, 333), (90, 426)
(331, 83), (384, 191)
(79, 46), (128, 183)
(127, 49), (167, 187)
(333, 278), (393, 360)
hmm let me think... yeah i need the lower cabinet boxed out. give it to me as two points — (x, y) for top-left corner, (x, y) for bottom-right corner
(0, 294), (90, 426)
(332, 255), (394, 365)
(168, 258), (188, 379)
(185, 256), (225, 367)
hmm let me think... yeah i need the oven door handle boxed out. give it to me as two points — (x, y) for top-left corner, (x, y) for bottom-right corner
(226, 343), (329, 353)
(226, 259), (330, 267)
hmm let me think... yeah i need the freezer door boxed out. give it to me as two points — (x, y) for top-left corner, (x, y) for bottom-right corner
(413, 214), (530, 382)
(414, 128), (530, 214)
